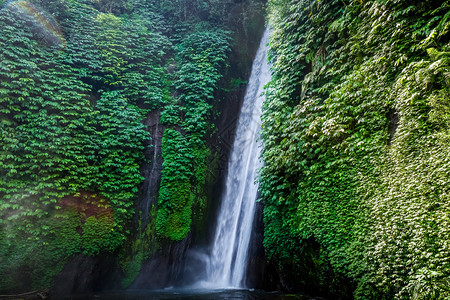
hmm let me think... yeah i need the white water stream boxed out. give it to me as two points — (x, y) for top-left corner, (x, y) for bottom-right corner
(202, 29), (271, 288)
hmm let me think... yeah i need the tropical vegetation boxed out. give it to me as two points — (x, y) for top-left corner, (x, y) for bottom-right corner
(261, 0), (450, 298)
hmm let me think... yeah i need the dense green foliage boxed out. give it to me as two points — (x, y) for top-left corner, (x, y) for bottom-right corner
(0, 0), (264, 292)
(261, 0), (449, 298)
(0, 0), (161, 291)
(5, 0), (446, 297)
(156, 29), (230, 241)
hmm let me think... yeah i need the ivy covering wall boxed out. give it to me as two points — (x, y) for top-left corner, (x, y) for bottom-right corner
(156, 29), (230, 241)
(261, 0), (449, 298)
(0, 0), (166, 291)
(0, 0), (265, 292)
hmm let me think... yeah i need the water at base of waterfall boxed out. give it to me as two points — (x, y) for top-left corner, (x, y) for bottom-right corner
(65, 289), (319, 300)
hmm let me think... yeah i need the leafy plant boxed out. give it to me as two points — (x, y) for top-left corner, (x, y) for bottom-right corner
(261, 0), (450, 298)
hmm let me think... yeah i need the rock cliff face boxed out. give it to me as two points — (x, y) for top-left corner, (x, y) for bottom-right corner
(129, 2), (267, 289)
(131, 235), (193, 289)
(137, 111), (165, 229)
(244, 201), (266, 288)
(52, 255), (120, 298)
(52, 0), (267, 294)
(259, 1), (450, 299)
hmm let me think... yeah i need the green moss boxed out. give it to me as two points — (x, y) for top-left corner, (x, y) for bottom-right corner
(120, 205), (160, 288)
(0, 0), (165, 290)
(121, 251), (144, 287)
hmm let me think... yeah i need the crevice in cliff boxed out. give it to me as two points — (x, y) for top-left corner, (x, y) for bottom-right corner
(136, 110), (164, 229)
(387, 108), (399, 145)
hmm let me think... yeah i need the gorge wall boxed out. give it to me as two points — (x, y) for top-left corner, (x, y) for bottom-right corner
(1, 0), (448, 299)
(0, 0), (267, 295)
(260, 0), (449, 299)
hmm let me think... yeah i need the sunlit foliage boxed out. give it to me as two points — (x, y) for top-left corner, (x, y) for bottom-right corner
(261, 0), (450, 298)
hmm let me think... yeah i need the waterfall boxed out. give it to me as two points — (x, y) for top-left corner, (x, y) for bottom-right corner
(204, 29), (271, 288)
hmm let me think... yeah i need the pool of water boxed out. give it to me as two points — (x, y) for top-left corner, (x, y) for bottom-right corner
(66, 288), (323, 300)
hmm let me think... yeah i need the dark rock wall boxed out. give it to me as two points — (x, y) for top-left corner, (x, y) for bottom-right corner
(131, 234), (193, 289)
(245, 201), (266, 288)
(52, 254), (120, 298)
(137, 110), (164, 228)
(131, 1), (268, 288)
(203, 0), (266, 246)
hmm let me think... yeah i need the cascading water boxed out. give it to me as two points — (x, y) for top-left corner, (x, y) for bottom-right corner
(203, 29), (271, 288)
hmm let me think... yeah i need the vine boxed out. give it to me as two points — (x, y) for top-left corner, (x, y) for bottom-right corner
(156, 28), (230, 241)
(261, 0), (450, 298)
